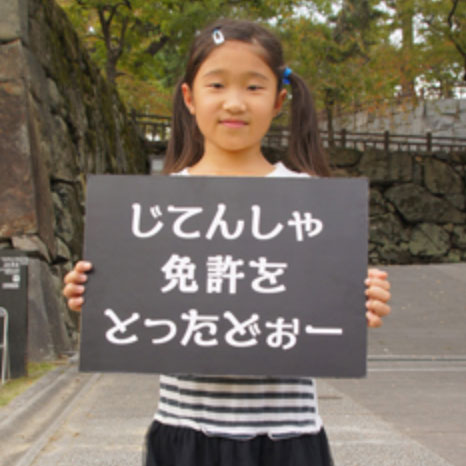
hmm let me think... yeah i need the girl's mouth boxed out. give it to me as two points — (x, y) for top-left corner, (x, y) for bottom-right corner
(220, 120), (248, 128)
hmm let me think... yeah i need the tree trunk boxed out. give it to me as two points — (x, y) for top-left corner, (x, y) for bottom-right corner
(397, 0), (415, 96)
(324, 90), (335, 148)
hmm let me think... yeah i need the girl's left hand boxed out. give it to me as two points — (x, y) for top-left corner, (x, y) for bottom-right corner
(365, 268), (391, 328)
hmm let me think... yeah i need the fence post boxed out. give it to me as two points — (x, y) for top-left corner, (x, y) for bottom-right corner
(384, 130), (390, 152)
(341, 129), (347, 148)
(426, 132), (432, 152)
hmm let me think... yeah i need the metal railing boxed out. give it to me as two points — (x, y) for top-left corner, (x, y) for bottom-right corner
(132, 113), (171, 143)
(133, 114), (466, 154)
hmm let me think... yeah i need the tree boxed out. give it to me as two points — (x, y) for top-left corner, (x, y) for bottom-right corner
(58, 0), (296, 112)
(280, 0), (393, 139)
(420, 0), (466, 90)
(382, 0), (465, 97)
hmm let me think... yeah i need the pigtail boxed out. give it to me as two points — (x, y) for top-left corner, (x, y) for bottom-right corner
(286, 73), (331, 177)
(163, 80), (204, 174)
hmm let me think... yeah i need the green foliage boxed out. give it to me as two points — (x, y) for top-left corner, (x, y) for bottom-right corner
(57, 0), (465, 116)
(417, 0), (465, 92)
(58, 0), (296, 112)
(279, 0), (398, 131)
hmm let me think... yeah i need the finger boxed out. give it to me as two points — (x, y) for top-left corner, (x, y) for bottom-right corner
(366, 311), (382, 328)
(68, 296), (84, 312)
(364, 277), (391, 291)
(64, 269), (89, 285)
(368, 268), (388, 280)
(75, 261), (93, 273)
(366, 299), (391, 318)
(366, 285), (391, 303)
(63, 283), (85, 299)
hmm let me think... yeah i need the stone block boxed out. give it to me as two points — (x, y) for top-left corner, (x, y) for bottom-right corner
(27, 93), (57, 258)
(438, 99), (459, 116)
(12, 234), (51, 262)
(55, 237), (72, 263)
(431, 116), (454, 132)
(329, 147), (362, 167)
(408, 223), (450, 258)
(49, 115), (79, 181)
(27, 258), (55, 361)
(424, 158), (463, 194)
(385, 184), (464, 224)
(452, 226), (466, 249)
(356, 112), (368, 128)
(359, 150), (412, 184)
(0, 40), (25, 81)
(47, 78), (65, 113)
(0, 240), (12, 249)
(52, 184), (84, 255)
(452, 125), (466, 137)
(434, 129), (454, 139)
(445, 194), (465, 210)
(27, 258), (71, 361)
(0, 81), (38, 238)
(27, 15), (51, 71)
(24, 47), (49, 105)
(369, 211), (412, 264)
(450, 152), (466, 164)
(447, 249), (462, 262)
(369, 212), (406, 245)
(0, 0), (27, 42)
(369, 189), (388, 216)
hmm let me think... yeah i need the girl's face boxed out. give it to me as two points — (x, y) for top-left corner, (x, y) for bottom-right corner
(182, 40), (286, 160)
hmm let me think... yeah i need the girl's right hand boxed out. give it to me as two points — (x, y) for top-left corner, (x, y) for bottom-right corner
(63, 261), (93, 312)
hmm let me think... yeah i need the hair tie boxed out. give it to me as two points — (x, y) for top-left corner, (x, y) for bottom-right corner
(212, 28), (225, 45)
(283, 67), (292, 85)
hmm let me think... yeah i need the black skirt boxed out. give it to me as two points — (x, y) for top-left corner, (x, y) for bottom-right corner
(144, 421), (334, 466)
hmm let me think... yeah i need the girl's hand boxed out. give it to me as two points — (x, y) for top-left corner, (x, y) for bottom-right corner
(63, 261), (93, 312)
(365, 268), (391, 328)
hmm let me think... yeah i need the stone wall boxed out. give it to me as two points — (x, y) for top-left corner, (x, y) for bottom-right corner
(322, 98), (466, 138)
(0, 0), (147, 361)
(328, 148), (466, 264)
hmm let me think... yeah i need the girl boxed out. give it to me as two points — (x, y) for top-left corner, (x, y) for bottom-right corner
(64, 19), (391, 466)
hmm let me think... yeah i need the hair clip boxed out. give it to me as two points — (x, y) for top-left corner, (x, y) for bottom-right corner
(283, 67), (292, 85)
(212, 28), (225, 45)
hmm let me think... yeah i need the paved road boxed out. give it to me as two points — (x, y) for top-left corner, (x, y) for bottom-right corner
(1, 263), (465, 465)
(326, 263), (466, 466)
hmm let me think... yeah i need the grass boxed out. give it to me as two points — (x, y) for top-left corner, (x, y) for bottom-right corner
(0, 361), (60, 407)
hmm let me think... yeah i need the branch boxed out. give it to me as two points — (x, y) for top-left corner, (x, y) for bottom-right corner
(97, 7), (112, 52)
(447, 0), (459, 29)
(144, 36), (170, 56)
(116, 15), (130, 60)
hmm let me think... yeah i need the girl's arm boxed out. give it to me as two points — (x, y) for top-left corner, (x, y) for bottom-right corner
(365, 268), (391, 328)
(63, 261), (93, 312)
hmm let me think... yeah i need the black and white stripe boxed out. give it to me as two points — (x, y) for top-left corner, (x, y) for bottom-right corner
(154, 375), (322, 439)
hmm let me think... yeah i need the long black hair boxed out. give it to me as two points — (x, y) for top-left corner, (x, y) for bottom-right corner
(163, 18), (330, 176)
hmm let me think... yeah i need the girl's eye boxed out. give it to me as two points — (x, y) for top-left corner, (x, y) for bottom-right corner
(209, 83), (224, 89)
(248, 85), (263, 91)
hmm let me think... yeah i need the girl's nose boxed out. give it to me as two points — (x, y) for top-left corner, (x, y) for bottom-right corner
(222, 90), (246, 113)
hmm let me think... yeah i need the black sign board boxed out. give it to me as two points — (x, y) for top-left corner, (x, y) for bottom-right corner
(0, 252), (28, 378)
(80, 175), (368, 377)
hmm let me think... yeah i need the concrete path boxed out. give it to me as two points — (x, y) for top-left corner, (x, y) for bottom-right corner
(1, 263), (465, 465)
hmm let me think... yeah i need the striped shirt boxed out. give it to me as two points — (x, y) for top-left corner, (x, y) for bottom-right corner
(155, 374), (322, 439)
(155, 163), (322, 440)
